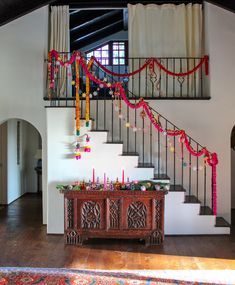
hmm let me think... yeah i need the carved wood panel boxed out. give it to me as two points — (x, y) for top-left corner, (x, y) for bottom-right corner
(155, 200), (162, 229)
(66, 198), (74, 229)
(81, 201), (101, 229)
(64, 191), (166, 245)
(109, 199), (120, 229)
(127, 201), (147, 228)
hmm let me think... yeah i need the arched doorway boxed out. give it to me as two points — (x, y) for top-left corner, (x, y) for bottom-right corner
(0, 119), (42, 206)
(231, 125), (235, 232)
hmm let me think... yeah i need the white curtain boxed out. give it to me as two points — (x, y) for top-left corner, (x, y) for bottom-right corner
(50, 6), (70, 97)
(128, 3), (203, 97)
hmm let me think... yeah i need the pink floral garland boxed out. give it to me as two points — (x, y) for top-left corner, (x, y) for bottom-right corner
(48, 50), (209, 80)
(48, 50), (217, 215)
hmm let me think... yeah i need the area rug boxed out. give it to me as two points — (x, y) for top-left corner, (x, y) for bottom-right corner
(0, 268), (229, 285)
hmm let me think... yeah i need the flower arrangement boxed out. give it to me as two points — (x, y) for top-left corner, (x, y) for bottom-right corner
(56, 179), (170, 193)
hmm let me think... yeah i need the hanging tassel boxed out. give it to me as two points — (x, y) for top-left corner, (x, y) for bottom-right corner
(75, 56), (80, 136)
(85, 58), (94, 127)
(75, 142), (81, 160)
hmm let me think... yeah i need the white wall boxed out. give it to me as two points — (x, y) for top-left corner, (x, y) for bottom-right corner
(0, 122), (7, 204)
(0, 6), (48, 221)
(146, 2), (235, 222)
(232, 149), (235, 208)
(47, 109), (154, 233)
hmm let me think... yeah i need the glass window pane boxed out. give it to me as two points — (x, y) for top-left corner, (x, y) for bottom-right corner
(87, 52), (93, 58)
(113, 58), (119, 65)
(102, 44), (109, 51)
(113, 51), (119, 57)
(94, 50), (101, 58)
(120, 58), (125, 65)
(119, 51), (125, 57)
(102, 50), (108, 58)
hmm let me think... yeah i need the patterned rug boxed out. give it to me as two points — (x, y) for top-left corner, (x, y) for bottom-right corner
(0, 268), (227, 285)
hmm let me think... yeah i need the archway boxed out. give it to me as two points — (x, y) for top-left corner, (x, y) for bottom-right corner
(0, 118), (42, 209)
(231, 125), (235, 232)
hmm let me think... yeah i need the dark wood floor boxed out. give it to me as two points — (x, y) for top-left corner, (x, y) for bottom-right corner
(0, 194), (235, 269)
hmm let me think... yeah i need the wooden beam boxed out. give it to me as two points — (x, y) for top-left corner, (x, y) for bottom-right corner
(70, 11), (123, 42)
(54, 0), (203, 9)
(71, 21), (123, 50)
(0, 0), (56, 27)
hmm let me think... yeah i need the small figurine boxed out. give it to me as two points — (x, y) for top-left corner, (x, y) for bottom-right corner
(96, 177), (100, 188)
(106, 177), (110, 191)
(155, 184), (161, 191)
(130, 183), (135, 191)
(115, 178), (121, 190)
(140, 185), (146, 191)
(126, 177), (131, 190)
(110, 181), (114, 191)
(81, 180), (86, 191)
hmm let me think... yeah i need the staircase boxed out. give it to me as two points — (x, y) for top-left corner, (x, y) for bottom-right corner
(46, 51), (230, 235)
(88, 120), (230, 234)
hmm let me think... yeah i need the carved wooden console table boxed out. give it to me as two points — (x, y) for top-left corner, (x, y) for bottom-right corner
(64, 190), (166, 246)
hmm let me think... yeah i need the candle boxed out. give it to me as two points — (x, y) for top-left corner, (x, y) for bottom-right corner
(122, 169), (125, 185)
(104, 172), (106, 190)
(92, 168), (95, 184)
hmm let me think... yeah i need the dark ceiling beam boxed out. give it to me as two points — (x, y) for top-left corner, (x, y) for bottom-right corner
(54, 0), (203, 8)
(0, 0), (56, 27)
(71, 10), (121, 32)
(206, 1), (235, 14)
(72, 19), (123, 44)
(71, 21), (124, 50)
(70, 11), (123, 42)
(70, 10), (110, 29)
(123, 9), (128, 31)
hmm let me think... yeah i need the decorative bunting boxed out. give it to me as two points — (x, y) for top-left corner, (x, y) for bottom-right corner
(48, 50), (217, 215)
(85, 58), (94, 127)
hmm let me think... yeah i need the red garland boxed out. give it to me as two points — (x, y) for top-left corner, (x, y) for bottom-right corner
(93, 57), (152, 77)
(48, 50), (209, 79)
(79, 56), (217, 215)
(152, 56), (209, 77)
(48, 51), (217, 215)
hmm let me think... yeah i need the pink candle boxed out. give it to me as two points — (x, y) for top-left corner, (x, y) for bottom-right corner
(92, 168), (95, 184)
(104, 173), (106, 190)
(122, 169), (125, 185)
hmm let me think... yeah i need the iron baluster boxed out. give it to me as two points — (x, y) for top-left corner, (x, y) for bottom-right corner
(196, 144), (199, 199)
(150, 122), (153, 165)
(173, 125), (176, 190)
(204, 160), (207, 208)
(189, 137), (192, 197)
(165, 121), (168, 176)
(194, 58), (196, 98)
(166, 58), (168, 98)
(142, 115), (145, 164)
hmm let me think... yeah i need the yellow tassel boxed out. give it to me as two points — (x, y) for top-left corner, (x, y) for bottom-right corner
(85, 58), (94, 127)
